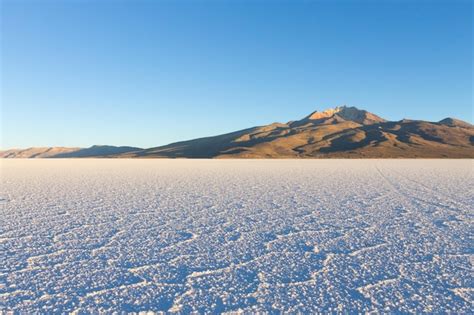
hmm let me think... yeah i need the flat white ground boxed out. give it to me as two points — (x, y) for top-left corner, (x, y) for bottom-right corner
(0, 159), (472, 313)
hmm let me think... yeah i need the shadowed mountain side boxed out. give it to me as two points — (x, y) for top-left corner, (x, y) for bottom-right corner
(52, 145), (142, 158)
(126, 127), (262, 158)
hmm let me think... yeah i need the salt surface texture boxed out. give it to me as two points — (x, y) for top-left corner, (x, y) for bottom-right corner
(0, 159), (472, 313)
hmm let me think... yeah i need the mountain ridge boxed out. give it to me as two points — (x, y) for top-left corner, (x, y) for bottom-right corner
(0, 145), (142, 159)
(2, 106), (473, 158)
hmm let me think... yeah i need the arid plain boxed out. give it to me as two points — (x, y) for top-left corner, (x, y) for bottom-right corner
(1, 159), (472, 313)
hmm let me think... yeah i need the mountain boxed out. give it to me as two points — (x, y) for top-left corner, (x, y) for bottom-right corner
(123, 106), (474, 158)
(0, 145), (142, 158)
(2, 106), (473, 158)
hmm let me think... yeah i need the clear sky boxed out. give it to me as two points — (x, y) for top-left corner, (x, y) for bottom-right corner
(1, 0), (472, 149)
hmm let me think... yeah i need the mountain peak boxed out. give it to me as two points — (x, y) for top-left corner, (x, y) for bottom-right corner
(305, 106), (385, 125)
(438, 117), (472, 128)
(306, 106), (346, 120)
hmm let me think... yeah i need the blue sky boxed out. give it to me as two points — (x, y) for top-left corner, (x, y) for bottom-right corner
(1, 0), (472, 149)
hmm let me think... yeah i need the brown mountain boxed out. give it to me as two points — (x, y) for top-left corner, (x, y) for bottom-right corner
(2, 106), (473, 158)
(124, 106), (474, 158)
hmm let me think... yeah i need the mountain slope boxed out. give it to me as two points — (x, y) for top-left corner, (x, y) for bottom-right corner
(124, 106), (474, 158)
(53, 145), (142, 158)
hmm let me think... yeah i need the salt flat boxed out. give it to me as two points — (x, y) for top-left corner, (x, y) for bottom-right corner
(0, 159), (472, 313)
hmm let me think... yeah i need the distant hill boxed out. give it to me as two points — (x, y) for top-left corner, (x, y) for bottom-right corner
(0, 147), (81, 158)
(2, 106), (473, 158)
(1, 145), (141, 158)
